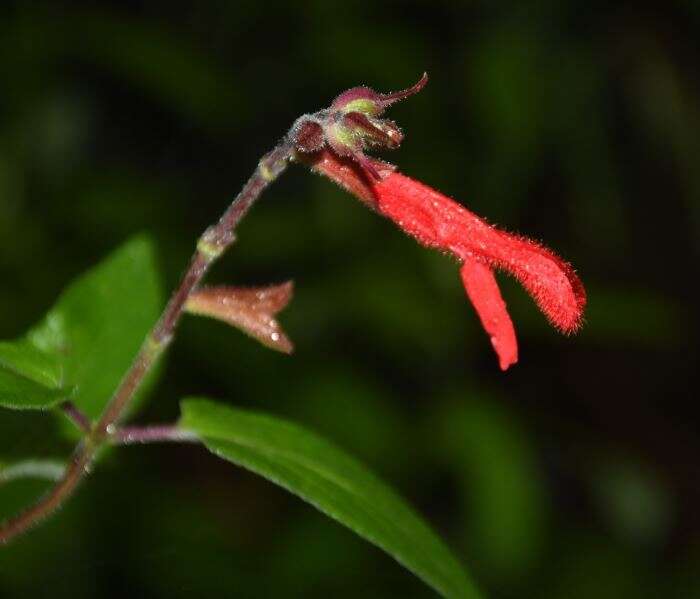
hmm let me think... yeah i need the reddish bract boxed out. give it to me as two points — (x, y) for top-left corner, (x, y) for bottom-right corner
(185, 283), (294, 354)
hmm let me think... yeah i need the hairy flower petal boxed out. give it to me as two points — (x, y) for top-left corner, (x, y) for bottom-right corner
(372, 173), (586, 333)
(460, 258), (518, 370)
(304, 148), (394, 207)
(301, 148), (586, 368)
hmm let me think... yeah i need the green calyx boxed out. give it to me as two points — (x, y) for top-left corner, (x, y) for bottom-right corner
(339, 98), (380, 116)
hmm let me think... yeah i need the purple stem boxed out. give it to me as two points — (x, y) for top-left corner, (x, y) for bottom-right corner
(0, 142), (293, 545)
(112, 425), (199, 445)
(60, 402), (91, 433)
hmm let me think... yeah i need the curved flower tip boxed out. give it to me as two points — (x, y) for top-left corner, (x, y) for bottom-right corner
(497, 237), (586, 334)
(331, 73), (429, 115)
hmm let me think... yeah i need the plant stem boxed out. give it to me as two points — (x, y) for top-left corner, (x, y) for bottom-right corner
(60, 402), (91, 433)
(0, 142), (293, 544)
(111, 424), (199, 445)
(0, 443), (92, 542)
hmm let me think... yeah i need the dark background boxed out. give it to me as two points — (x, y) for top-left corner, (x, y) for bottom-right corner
(1, 1), (698, 597)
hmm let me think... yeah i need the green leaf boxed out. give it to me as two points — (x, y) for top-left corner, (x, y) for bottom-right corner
(0, 236), (162, 416)
(0, 338), (70, 409)
(180, 398), (481, 599)
(33, 235), (162, 417)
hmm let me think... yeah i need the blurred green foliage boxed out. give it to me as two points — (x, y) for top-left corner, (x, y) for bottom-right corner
(1, 1), (698, 597)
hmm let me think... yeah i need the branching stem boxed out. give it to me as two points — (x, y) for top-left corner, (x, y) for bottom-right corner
(111, 424), (199, 445)
(0, 142), (294, 544)
(60, 402), (91, 433)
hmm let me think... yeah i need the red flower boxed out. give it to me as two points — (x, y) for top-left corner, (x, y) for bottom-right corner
(290, 75), (586, 369)
(372, 170), (586, 369)
(303, 149), (586, 370)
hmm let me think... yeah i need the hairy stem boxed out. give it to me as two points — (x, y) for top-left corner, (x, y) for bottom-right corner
(111, 424), (199, 445)
(0, 142), (293, 544)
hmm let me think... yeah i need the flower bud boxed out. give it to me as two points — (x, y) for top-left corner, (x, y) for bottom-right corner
(288, 73), (428, 180)
(300, 147), (586, 369)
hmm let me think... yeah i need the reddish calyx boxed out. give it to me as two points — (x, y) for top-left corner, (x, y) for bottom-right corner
(185, 283), (294, 354)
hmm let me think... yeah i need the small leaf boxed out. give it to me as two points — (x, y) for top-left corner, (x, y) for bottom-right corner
(0, 236), (162, 416)
(35, 235), (162, 417)
(0, 339), (71, 409)
(180, 398), (481, 599)
(185, 283), (294, 353)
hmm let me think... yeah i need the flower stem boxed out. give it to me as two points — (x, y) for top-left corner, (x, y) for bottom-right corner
(0, 142), (293, 544)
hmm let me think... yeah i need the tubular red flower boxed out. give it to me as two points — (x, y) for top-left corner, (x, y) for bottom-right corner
(304, 149), (586, 370)
(371, 173), (587, 334)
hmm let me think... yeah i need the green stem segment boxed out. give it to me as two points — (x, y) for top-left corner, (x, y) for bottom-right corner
(0, 143), (293, 545)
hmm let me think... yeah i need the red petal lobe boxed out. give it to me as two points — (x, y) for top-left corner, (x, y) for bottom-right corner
(460, 259), (518, 370)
